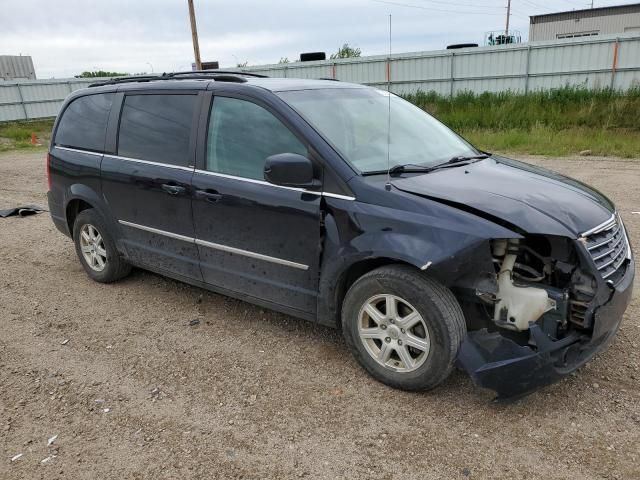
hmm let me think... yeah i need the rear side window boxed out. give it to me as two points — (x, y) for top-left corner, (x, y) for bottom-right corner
(206, 96), (306, 180)
(118, 94), (196, 167)
(55, 93), (114, 152)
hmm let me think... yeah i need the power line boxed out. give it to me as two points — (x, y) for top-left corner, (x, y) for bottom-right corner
(371, 0), (507, 15)
(412, 0), (506, 9)
(519, 0), (549, 10)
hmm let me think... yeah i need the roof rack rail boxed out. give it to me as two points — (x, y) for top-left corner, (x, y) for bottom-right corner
(89, 75), (159, 87)
(317, 77), (340, 82)
(169, 70), (269, 78)
(89, 70), (269, 87)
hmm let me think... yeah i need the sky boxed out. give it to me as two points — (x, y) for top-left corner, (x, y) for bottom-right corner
(2, 0), (639, 78)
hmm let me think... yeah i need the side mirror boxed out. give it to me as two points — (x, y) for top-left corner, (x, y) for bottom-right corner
(264, 153), (317, 188)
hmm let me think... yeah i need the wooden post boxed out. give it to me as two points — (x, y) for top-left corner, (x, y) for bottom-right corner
(187, 0), (202, 70)
(505, 0), (511, 37)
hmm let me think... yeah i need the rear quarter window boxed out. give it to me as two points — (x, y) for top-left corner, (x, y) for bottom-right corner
(55, 93), (114, 152)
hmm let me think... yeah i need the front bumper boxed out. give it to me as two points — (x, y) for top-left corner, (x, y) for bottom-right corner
(457, 258), (634, 401)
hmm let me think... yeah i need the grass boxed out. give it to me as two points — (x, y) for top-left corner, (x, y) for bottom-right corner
(404, 87), (640, 158)
(1, 88), (639, 157)
(461, 126), (640, 158)
(0, 119), (54, 153)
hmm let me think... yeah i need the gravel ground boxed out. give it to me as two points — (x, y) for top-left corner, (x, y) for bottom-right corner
(0, 150), (638, 480)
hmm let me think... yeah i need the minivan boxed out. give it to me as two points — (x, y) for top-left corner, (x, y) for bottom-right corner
(47, 71), (634, 399)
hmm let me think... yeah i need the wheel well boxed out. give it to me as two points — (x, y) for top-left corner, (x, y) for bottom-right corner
(334, 258), (415, 327)
(66, 199), (93, 235)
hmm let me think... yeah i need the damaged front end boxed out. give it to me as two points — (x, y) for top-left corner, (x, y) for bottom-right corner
(456, 215), (634, 400)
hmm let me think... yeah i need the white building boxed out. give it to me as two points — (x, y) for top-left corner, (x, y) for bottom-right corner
(530, 3), (640, 41)
(0, 55), (36, 81)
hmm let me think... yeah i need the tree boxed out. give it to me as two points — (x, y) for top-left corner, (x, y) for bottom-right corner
(75, 70), (128, 78)
(278, 57), (290, 64)
(330, 44), (361, 59)
(236, 61), (248, 68)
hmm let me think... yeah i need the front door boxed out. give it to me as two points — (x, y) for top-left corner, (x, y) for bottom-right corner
(191, 94), (322, 314)
(101, 91), (202, 280)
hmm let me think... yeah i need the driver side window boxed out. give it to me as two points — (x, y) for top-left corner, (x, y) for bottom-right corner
(206, 97), (307, 180)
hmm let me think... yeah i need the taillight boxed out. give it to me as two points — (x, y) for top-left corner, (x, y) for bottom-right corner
(46, 153), (52, 191)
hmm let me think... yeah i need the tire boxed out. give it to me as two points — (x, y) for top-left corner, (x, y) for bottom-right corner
(341, 265), (466, 391)
(72, 208), (131, 283)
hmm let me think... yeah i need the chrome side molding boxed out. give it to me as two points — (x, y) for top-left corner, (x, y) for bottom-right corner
(118, 220), (309, 270)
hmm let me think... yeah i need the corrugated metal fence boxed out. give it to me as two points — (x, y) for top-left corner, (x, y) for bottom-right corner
(1, 34), (639, 122)
(0, 78), (95, 122)
(242, 34), (640, 96)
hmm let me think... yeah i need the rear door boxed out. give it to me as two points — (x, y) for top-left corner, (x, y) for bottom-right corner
(191, 93), (322, 314)
(101, 90), (203, 280)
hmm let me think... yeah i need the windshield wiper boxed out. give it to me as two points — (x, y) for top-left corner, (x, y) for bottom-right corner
(445, 153), (490, 164)
(387, 154), (489, 176)
(388, 163), (433, 175)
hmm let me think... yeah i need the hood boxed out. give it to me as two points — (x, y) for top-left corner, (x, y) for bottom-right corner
(392, 156), (614, 237)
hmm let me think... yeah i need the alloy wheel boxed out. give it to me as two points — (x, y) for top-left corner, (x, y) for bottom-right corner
(79, 223), (107, 272)
(357, 294), (431, 372)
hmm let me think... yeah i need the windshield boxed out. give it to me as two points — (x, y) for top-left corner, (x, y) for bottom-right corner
(278, 88), (478, 173)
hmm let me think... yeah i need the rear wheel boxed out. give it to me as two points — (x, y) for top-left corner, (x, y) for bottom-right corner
(342, 265), (466, 391)
(73, 209), (131, 283)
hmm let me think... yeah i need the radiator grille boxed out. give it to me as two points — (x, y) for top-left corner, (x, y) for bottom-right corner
(582, 215), (630, 284)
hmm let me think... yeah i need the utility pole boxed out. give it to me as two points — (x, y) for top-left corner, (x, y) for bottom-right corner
(505, 0), (511, 37)
(187, 0), (202, 70)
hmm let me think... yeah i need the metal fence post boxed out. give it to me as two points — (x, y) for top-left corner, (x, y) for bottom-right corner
(15, 83), (29, 120)
(386, 56), (391, 87)
(610, 37), (620, 90)
(524, 45), (532, 94)
(450, 52), (455, 97)
(67, 81), (74, 93)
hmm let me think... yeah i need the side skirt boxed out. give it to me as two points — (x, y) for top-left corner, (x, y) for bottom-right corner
(126, 260), (319, 324)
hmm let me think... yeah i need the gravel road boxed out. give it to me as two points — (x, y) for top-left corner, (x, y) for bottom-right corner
(1, 150), (638, 479)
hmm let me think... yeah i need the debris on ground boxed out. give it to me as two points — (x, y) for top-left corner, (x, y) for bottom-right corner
(0, 205), (47, 218)
(189, 319), (200, 326)
(11, 453), (23, 462)
(47, 434), (58, 446)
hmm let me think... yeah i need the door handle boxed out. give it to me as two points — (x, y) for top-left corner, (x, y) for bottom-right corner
(161, 184), (186, 195)
(195, 189), (223, 203)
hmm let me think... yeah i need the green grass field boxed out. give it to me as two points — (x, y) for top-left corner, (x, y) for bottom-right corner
(1, 88), (639, 157)
(405, 87), (640, 158)
(0, 119), (53, 153)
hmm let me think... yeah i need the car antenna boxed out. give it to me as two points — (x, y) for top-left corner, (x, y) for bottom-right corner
(385, 14), (392, 192)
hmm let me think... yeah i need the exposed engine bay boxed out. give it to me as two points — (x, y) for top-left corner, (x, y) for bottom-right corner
(475, 236), (598, 342)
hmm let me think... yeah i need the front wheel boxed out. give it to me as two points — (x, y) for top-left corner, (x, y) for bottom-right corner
(342, 265), (466, 391)
(72, 209), (131, 283)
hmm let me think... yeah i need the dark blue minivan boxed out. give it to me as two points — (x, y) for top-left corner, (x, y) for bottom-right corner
(47, 72), (634, 399)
